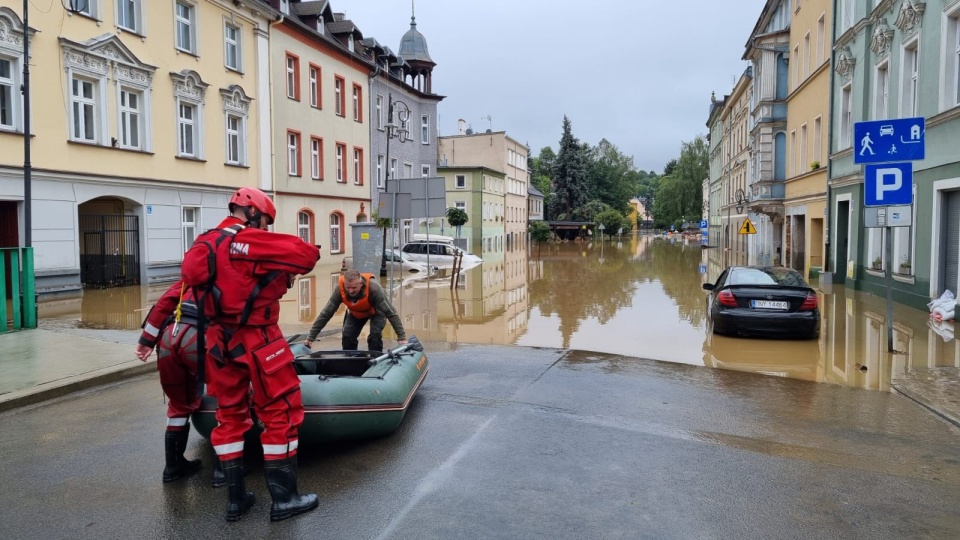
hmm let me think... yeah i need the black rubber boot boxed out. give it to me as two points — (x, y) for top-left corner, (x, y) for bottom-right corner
(211, 459), (225, 488)
(264, 457), (319, 522)
(162, 425), (202, 483)
(223, 458), (255, 522)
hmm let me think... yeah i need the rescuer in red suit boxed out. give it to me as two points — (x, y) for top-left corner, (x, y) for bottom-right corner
(135, 280), (212, 484)
(181, 187), (320, 522)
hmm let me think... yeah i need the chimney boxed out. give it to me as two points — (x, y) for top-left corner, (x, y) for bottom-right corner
(457, 119), (466, 135)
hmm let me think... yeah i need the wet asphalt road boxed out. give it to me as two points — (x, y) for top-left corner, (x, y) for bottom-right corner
(1, 343), (959, 539)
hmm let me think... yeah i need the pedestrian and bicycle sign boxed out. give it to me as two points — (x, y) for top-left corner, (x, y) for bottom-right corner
(738, 218), (757, 235)
(864, 163), (913, 206)
(853, 117), (925, 164)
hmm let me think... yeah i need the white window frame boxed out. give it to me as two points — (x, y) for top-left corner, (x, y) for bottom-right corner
(353, 148), (362, 185)
(336, 144), (344, 182)
(225, 113), (243, 165)
(813, 115), (822, 163)
(297, 211), (311, 244)
(171, 70), (207, 158)
(390, 158), (397, 180)
(800, 123), (807, 173)
(279, 0), (290, 15)
(182, 206), (199, 253)
(334, 77), (343, 116)
(456, 174), (466, 189)
(116, 0), (144, 34)
(286, 55), (297, 100)
(316, 17), (324, 34)
(892, 188), (916, 276)
(900, 38), (920, 117)
(70, 75), (103, 144)
(421, 164), (430, 178)
(117, 86), (143, 150)
(224, 21), (242, 72)
(874, 60), (889, 119)
(77, 0), (99, 19)
(455, 201), (466, 211)
(421, 114), (430, 144)
(817, 14), (825, 64)
(287, 131), (300, 176)
(352, 85), (360, 121)
(840, 82), (852, 150)
(0, 54), (23, 133)
(867, 227), (885, 271)
(330, 214), (342, 253)
(377, 154), (384, 187)
(311, 137), (321, 180)
(404, 162), (413, 178)
(941, 6), (960, 110)
(376, 94), (383, 129)
(177, 100), (199, 157)
(309, 66), (318, 108)
(174, 1), (197, 55)
(840, 0), (853, 31)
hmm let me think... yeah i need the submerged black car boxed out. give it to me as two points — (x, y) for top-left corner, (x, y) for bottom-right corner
(702, 266), (820, 339)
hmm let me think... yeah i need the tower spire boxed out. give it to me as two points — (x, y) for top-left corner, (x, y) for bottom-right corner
(411, 0), (416, 25)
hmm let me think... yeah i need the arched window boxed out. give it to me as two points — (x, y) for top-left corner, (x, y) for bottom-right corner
(330, 212), (343, 253)
(775, 53), (789, 100)
(774, 132), (787, 181)
(297, 210), (313, 244)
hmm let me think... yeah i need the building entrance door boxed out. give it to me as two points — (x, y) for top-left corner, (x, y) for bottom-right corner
(940, 191), (960, 296)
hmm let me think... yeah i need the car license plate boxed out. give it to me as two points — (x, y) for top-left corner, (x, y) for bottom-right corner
(751, 300), (789, 310)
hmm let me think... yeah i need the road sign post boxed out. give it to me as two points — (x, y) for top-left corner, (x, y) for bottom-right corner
(855, 118), (924, 352)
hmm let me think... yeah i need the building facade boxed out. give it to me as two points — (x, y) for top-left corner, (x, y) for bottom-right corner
(719, 68), (754, 266)
(434, 165), (506, 256)
(0, 0), (276, 295)
(437, 131), (528, 256)
(744, 0), (792, 266)
(783, 0), (832, 278)
(827, 0), (960, 309)
(707, 92), (726, 243)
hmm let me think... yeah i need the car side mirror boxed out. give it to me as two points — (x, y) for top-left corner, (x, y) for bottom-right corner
(702, 283), (715, 291)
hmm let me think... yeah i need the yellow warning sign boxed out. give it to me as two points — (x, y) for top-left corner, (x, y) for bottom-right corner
(738, 218), (757, 235)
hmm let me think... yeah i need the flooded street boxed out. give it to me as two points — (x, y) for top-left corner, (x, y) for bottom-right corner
(40, 234), (960, 392)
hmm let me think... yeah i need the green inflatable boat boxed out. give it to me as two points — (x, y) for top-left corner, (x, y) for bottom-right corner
(191, 335), (429, 444)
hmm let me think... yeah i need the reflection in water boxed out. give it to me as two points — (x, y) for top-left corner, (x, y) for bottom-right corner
(39, 236), (960, 392)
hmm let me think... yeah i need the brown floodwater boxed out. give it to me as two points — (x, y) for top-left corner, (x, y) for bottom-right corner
(39, 234), (960, 392)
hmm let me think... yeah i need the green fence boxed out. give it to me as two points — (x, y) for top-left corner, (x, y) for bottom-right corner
(1, 247), (37, 333)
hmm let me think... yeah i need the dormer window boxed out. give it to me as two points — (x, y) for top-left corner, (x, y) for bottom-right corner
(316, 17), (324, 34)
(348, 35), (354, 52)
(279, 0), (290, 15)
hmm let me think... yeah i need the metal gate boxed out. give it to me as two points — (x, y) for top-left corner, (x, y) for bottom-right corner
(79, 215), (140, 288)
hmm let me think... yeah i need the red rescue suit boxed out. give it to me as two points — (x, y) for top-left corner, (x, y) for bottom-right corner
(181, 216), (320, 462)
(339, 273), (377, 318)
(138, 280), (201, 430)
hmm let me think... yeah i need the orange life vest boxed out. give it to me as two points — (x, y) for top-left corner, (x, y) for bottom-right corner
(339, 273), (377, 319)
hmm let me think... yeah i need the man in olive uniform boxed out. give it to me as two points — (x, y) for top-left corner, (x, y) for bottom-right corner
(304, 269), (406, 352)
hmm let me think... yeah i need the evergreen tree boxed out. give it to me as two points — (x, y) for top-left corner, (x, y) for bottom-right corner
(552, 116), (589, 220)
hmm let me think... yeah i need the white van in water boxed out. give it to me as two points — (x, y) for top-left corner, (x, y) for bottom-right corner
(401, 235), (482, 269)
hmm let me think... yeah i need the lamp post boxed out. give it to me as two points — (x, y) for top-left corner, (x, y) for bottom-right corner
(381, 93), (410, 280)
(735, 188), (746, 265)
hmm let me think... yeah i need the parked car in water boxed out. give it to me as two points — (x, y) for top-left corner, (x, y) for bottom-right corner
(400, 235), (482, 269)
(702, 266), (820, 339)
(341, 249), (435, 275)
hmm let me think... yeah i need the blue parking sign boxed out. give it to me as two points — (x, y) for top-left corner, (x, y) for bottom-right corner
(853, 117), (925, 164)
(864, 163), (913, 207)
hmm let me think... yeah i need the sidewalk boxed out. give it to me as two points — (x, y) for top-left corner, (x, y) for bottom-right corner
(1, 324), (959, 428)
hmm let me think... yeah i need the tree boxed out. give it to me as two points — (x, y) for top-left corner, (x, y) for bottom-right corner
(587, 139), (635, 214)
(552, 116), (589, 220)
(595, 209), (625, 239)
(651, 136), (708, 228)
(445, 207), (468, 243)
(530, 146), (556, 220)
(528, 220), (551, 259)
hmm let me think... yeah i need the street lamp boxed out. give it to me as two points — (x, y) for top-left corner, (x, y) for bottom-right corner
(380, 94), (410, 278)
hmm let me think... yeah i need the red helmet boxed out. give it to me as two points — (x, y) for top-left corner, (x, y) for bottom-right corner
(229, 187), (276, 225)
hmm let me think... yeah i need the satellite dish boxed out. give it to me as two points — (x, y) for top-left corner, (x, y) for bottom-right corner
(64, 0), (89, 13)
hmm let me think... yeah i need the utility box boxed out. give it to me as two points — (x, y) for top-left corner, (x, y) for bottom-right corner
(349, 222), (384, 276)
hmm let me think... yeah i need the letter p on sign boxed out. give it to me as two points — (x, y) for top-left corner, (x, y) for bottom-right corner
(864, 163), (913, 207)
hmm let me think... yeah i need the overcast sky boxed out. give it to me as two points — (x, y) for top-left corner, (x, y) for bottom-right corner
(339, 0), (767, 173)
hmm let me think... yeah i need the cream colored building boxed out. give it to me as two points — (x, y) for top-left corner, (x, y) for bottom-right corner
(267, 7), (371, 265)
(784, 0), (830, 278)
(0, 0), (276, 295)
(719, 69), (753, 266)
(437, 131), (528, 256)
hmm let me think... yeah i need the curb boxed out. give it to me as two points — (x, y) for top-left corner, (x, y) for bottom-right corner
(0, 327), (345, 414)
(891, 384), (960, 429)
(0, 361), (157, 414)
